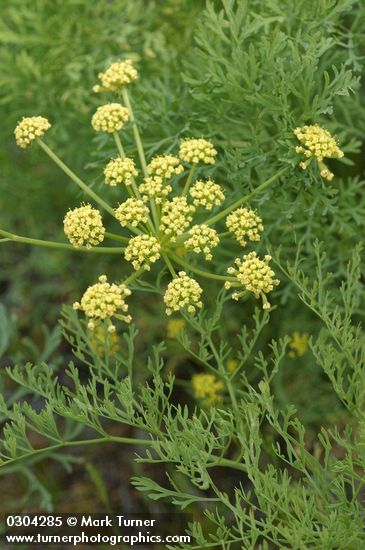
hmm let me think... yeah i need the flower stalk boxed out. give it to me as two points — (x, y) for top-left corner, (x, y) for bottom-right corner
(0, 229), (124, 254)
(37, 139), (116, 218)
(122, 87), (148, 176)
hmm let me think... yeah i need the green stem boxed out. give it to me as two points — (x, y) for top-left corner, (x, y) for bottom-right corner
(149, 198), (160, 232)
(113, 132), (141, 200)
(207, 334), (239, 415)
(182, 165), (196, 196)
(168, 252), (235, 282)
(205, 166), (289, 226)
(113, 131), (126, 158)
(225, 378), (239, 415)
(113, 132), (157, 233)
(0, 435), (151, 469)
(37, 139), (116, 218)
(0, 229), (124, 254)
(211, 456), (247, 473)
(162, 253), (177, 277)
(104, 231), (129, 244)
(122, 88), (147, 176)
(124, 267), (146, 286)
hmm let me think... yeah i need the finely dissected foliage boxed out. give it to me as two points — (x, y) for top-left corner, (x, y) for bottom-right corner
(0, 1), (365, 549)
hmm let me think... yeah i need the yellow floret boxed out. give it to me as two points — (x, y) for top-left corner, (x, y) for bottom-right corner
(147, 154), (184, 179)
(115, 199), (149, 227)
(96, 59), (138, 92)
(91, 103), (129, 133)
(139, 176), (172, 203)
(192, 373), (224, 406)
(185, 224), (219, 261)
(104, 157), (138, 186)
(225, 252), (279, 310)
(63, 204), (105, 249)
(226, 207), (263, 246)
(124, 235), (161, 271)
(179, 138), (217, 165)
(73, 275), (132, 331)
(164, 271), (203, 315)
(160, 197), (195, 241)
(14, 116), (51, 149)
(189, 179), (225, 210)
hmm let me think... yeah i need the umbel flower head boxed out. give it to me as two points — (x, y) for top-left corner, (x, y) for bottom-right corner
(63, 204), (105, 249)
(185, 225), (219, 261)
(160, 197), (195, 240)
(115, 198), (149, 228)
(189, 179), (225, 210)
(147, 155), (184, 179)
(225, 252), (279, 310)
(104, 157), (138, 186)
(164, 271), (203, 315)
(124, 234), (161, 271)
(14, 116), (51, 149)
(179, 138), (217, 165)
(139, 176), (172, 203)
(91, 103), (129, 133)
(226, 207), (263, 246)
(294, 124), (344, 181)
(73, 275), (131, 332)
(95, 59), (138, 93)
(192, 373), (224, 406)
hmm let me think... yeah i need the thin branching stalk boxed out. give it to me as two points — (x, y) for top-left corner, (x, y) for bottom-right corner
(0, 229), (124, 254)
(204, 166), (289, 226)
(122, 87), (147, 176)
(37, 139), (116, 218)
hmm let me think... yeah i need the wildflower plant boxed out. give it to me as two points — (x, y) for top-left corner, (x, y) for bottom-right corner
(2, 2), (365, 545)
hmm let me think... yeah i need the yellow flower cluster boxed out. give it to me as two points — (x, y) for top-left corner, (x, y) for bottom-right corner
(124, 234), (161, 271)
(294, 124), (344, 181)
(104, 157), (138, 186)
(226, 207), (263, 246)
(14, 59), (284, 330)
(114, 198), (149, 227)
(73, 275), (132, 331)
(288, 331), (309, 358)
(189, 179), (225, 210)
(95, 59), (138, 92)
(164, 271), (203, 315)
(63, 204), (105, 249)
(179, 138), (217, 165)
(14, 116), (51, 149)
(160, 197), (195, 240)
(185, 224), (219, 261)
(147, 154), (184, 179)
(139, 176), (172, 203)
(91, 103), (129, 133)
(225, 252), (279, 309)
(191, 373), (224, 406)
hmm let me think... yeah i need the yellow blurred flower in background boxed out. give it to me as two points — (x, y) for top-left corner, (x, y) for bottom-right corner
(288, 331), (309, 358)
